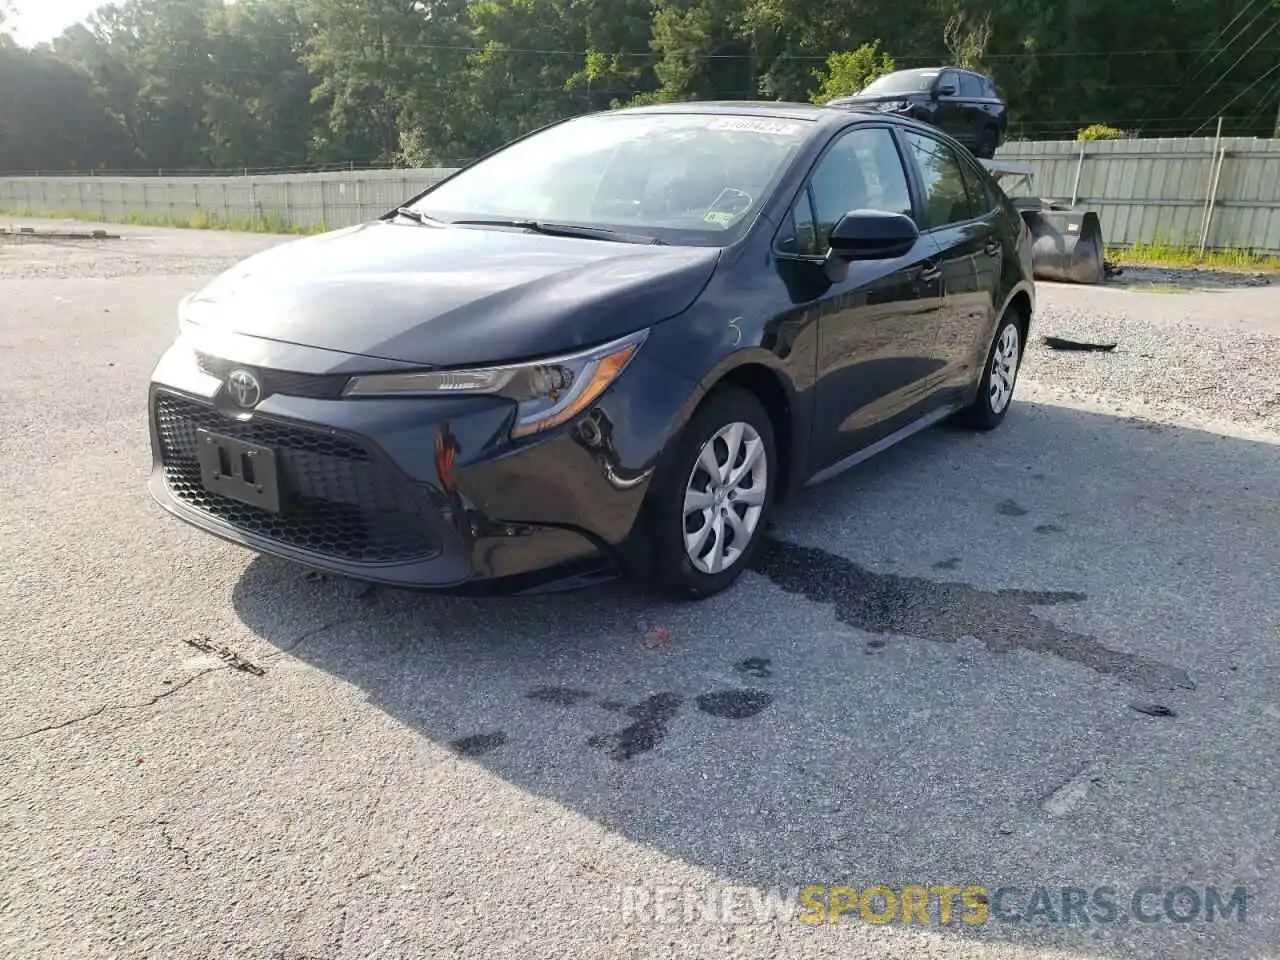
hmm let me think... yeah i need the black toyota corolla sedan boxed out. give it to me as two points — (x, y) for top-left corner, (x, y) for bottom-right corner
(148, 101), (1035, 599)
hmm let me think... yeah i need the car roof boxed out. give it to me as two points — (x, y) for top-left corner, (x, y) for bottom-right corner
(605, 100), (872, 130)
(601, 99), (986, 148)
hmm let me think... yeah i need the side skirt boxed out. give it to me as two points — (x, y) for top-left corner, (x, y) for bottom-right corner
(804, 399), (966, 489)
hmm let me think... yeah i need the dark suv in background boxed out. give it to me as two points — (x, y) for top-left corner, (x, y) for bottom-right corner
(827, 67), (1008, 159)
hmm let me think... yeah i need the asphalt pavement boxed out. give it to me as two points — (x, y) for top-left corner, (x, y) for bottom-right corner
(2, 221), (1277, 959)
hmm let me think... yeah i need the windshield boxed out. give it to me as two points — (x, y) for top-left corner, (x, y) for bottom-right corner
(407, 112), (812, 247)
(860, 70), (941, 96)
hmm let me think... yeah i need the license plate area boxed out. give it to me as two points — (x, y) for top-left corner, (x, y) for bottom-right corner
(196, 428), (284, 514)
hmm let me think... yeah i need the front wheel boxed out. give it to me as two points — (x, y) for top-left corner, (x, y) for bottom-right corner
(955, 310), (1024, 430)
(648, 384), (777, 600)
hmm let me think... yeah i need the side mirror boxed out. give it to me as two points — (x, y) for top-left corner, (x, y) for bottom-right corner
(829, 209), (919, 259)
(823, 210), (920, 283)
(935, 83), (956, 97)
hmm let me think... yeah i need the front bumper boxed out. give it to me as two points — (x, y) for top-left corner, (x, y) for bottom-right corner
(147, 336), (697, 593)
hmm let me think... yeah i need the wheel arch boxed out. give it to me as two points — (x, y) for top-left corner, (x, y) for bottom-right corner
(1002, 284), (1034, 348)
(645, 351), (806, 518)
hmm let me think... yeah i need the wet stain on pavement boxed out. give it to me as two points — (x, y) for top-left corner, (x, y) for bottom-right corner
(997, 499), (1029, 516)
(1034, 524), (1064, 535)
(865, 638), (887, 654)
(696, 690), (774, 720)
(749, 538), (1194, 692)
(451, 731), (508, 757)
(736, 657), (772, 678)
(527, 686), (594, 707)
(596, 698), (626, 713)
(933, 557), (962, 570)
(588, 693), (683, 761)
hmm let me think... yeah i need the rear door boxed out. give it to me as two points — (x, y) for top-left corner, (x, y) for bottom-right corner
(772, 124), (949, 472)
(956, 72), (987, 146)
(899, 128), (1000, 395)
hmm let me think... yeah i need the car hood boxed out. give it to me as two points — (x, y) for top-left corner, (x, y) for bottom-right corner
(182, 220), (721, 367)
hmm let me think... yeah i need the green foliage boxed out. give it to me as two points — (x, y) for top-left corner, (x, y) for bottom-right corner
(809, 41), (896, 103)
(1, 0), (1277, 172)
(1077, 123), (1127, 142)
(1110, 239), (1280, 273)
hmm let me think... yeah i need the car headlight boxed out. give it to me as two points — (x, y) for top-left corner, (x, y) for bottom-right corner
(342, 328), (649, 438)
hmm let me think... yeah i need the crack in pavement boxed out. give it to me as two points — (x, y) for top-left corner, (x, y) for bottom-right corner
(157, 819), (193, 870)
(2, 617), (360, 743)
(1, 669), (219, 743)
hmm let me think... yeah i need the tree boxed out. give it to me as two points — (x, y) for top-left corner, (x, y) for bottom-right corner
(942, 10), (992, 71)
(0, 43), (139, 170)
(809, 40), (896, 103)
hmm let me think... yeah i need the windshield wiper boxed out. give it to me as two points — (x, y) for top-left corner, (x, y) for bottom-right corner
(448, 218), (666, 245)
(392, 207), (445, 226)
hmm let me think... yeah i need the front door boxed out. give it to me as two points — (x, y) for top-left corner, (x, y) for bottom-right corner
(899, 129), (1003, 393)
(772, 124), (950, 474)
(931, 69), (967, 142)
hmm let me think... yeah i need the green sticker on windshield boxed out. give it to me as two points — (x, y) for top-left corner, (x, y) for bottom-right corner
(703, 187), (754, 227)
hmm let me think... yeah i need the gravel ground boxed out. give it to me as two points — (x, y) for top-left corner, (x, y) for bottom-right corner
(2, 218), (1278, 960)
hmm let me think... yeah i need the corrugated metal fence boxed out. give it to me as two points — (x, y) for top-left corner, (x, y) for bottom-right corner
(0, 168), (459, 232)
(2, 137), (1279, 251)
(996, 137), (1280, 253)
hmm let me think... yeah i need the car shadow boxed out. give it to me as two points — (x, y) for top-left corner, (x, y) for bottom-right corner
(230, 400), (1279, 954)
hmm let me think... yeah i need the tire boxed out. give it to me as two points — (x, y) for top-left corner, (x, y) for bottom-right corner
(648, 384), (777, 600)
(955, 307), (1024, 431)
(976, 125), (999, 159)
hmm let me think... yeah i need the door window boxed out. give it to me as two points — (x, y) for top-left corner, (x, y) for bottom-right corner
(959, 73), (984, 98)
(902, 131), (977, 230)
(776, 126), (914, 256)
(957, 156), (995, 216)
(936, 70), (959, 96)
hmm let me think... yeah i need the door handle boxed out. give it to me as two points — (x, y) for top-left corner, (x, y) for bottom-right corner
(918, 261), (942, 283)
(984, 238), (1001, 257)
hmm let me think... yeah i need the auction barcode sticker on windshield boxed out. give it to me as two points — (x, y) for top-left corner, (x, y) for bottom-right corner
(707, 117), (804, 136)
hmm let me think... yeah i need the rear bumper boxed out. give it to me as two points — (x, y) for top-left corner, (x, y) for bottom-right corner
(147, 336), (698, 593)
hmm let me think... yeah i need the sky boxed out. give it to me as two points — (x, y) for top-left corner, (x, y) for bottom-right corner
(5, 0), (101, 45)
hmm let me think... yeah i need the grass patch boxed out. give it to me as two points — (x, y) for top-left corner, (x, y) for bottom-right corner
(1108, 239), (1280, 273)
(0, 206), (329, 236)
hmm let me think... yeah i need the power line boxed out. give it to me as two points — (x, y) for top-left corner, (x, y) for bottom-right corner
(1152, 0), (1270, 115)
(1239, 81), (1280, 128)
(1190, 59), (1280, 134)
(1174, 0), (1272, 90)
(1176, 14), (1280, 122)
(53, 31), (1280, 62)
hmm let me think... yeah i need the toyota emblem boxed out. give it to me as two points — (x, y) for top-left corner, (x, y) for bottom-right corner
(227, 368), (262, 409)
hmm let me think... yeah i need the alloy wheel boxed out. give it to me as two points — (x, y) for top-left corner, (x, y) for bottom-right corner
(682, 421), (768, 575)
(988, 322), (1021, 414)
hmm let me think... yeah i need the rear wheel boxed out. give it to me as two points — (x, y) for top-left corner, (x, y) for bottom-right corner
(648, 385), (776, 600)
(955, 308), (1024, 430)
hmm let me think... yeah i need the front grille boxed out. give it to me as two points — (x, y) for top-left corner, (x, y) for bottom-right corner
(153, 392), (439, 563)
(196, 352), (349, 400)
